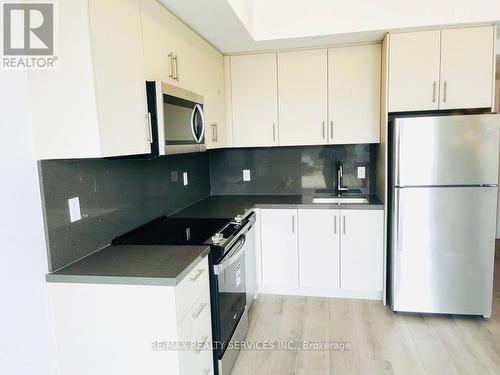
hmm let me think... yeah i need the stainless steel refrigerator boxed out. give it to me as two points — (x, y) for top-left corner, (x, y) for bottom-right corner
(390, 114), (500, 317)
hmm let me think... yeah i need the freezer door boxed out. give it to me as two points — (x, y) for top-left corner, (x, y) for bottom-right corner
(392, 186), (497, 315)
(394, 114), (500, 186)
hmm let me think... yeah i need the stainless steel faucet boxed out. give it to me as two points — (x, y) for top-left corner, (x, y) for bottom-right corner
(336, 161), (349, 196)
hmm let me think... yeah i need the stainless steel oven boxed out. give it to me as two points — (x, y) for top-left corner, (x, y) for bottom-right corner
(145, 81), (206, 156)
(210, 213), (255, 375)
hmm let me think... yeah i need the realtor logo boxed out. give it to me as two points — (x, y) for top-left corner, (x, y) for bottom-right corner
(2, 2), (57, 69)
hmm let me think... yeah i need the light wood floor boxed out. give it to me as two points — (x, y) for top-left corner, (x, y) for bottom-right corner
(231, 242), (500, 375)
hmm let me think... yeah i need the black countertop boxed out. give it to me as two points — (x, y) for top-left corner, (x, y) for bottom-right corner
(46, 244), (209, 286)
(172, 194), (384, 219)
(46, 194), (382, 285)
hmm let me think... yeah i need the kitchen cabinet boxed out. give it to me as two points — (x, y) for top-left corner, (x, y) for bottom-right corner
(259, 208), (384, 298)
(260, 209), (299, 287)
(29, 0), (151, 159)
(340, 210), (384, 291)
(388, 30), (441, 112)
(439, 27), (495, 110)
(49, 257), (213, 375)
(278, 49), (328, 146)
(388, 26), (496, 112)
(141, 0), (226, 149)
(230, 53), (279, 147)
(328, 45), (381, 144)
(298, 209), (340, 289)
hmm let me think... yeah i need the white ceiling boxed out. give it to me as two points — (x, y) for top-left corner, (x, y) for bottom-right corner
(161, 0), (500, 54)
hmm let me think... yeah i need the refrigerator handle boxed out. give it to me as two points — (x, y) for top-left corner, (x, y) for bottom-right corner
(394, 122), (402, 186)
(394, 189), (404, 252)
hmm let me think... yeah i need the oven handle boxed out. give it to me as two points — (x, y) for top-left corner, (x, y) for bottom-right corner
(214, 235), (246, 275)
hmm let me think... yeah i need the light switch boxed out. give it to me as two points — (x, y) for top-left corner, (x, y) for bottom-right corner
(357, 166), (366, 179)
(68, 197), (82, 223)
(183, 172), (188, 186)
(243, 169), (251, 182)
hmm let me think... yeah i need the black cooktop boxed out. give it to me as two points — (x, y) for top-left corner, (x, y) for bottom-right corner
(112, 216), (232, 246)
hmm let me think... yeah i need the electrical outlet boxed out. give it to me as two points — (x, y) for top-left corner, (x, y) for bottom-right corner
(183, 172), (188, 186)
(243, 169), (251, 182)
(171, 171), (178, 182)
(357, 166), (366, 179)
(68, 197), (82, 223)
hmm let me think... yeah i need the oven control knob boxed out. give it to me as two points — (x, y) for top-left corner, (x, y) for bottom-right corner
(211, 233), (223, 244)
(234, 214), (244, 223)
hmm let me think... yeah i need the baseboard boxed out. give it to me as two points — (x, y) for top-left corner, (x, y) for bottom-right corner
(257, 285), (383, 301)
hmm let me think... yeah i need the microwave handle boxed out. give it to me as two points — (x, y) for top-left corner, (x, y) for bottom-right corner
(190, 104), (205, 144)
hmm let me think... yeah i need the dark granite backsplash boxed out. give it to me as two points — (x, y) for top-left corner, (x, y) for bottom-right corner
(39, 144), (376, 271)
(39, 154), (210, 271)
(209, 145), (377, 195)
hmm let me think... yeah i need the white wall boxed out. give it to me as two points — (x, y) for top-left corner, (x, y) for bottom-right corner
(252, 0), (500, 41)
(0, 71), (59, 374)
(496, 78), (500, 238)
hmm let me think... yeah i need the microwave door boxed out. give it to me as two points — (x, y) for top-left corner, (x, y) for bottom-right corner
(191, 104), (205, 144)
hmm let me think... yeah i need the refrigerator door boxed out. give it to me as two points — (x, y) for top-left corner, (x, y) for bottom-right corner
(394, 114), (500, 186)
(392, 186), (497, 316)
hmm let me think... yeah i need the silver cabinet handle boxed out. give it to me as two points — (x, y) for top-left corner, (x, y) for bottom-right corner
(343, 216), (346, 235)
(210, 124), (216, 142)
(146, 113), (152, 143)
(272, 123), (276, 142)
(190, 268), (205, 282)
(330, 121), (333, 139)
(168, 52), (174, 79)
(334, 215), (337, 234)
(443, 81), (447, 103)
(322, 121), (326, 139)
(432, 81), (437, 103)
(214, 123), (218, 142)
(194, 336), (209, 355)
(173, 54), (179, 81)
(192, 302), (207, 319)
(291, 215), (295, 233)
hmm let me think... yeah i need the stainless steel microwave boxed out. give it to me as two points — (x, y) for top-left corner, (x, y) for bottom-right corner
(146, 81), (206, 156)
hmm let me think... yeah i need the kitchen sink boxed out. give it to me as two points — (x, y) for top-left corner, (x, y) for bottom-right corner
(312, 197), (369, 204)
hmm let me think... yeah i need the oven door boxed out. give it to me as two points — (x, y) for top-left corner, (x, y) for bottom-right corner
(212, 236), (247, 358)
(147, 81), (206, 156)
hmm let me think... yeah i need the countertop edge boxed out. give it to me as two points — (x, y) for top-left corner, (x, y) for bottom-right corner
(45, 247), (210, 286)
(252, 203), (384, 210)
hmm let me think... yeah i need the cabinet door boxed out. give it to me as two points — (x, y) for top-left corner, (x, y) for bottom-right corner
(439, 27), (495, 110)
(298, 209), (340, 289)
(89, 0), (150, 157)
(261, 209), (299, 287)
(230, 53), (278, 147)
(140, 0), (193, 89)
(388, 31), (441, 112)
(328, 45), (381, 144)
(278, 49), (328, 146)
(340, 210), (384, 291)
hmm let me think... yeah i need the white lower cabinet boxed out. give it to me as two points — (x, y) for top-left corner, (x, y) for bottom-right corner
(298, 209), (340, 289)
(49, 257), (213, 375)
(260, 208), (384, 299)
(260, 209), (299, 288)
(340, 210), (384, 291)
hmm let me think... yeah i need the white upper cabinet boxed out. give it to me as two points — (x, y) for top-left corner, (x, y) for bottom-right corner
(340, 210), (384, 291)
(439, 27), (495, 110)
(298, 209), (340, 289)
(260, 209), (299, 288)
(29, 0), (151, 159)
(230, 53), (278, 147)
(388, 30), (441, 112)
(141, 0), (226, 149)
(278, 49), (328, 146)
(328, 45), (381, 144)
(388, 26), (496, 112)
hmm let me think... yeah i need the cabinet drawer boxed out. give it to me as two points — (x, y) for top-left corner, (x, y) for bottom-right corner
(176, 257), (209, 322)
(179, 291), (213, 375)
